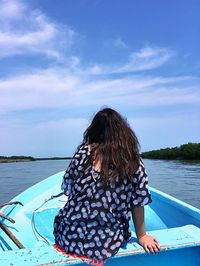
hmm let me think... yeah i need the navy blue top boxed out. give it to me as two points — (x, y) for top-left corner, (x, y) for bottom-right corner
(54, 143), (152, 263)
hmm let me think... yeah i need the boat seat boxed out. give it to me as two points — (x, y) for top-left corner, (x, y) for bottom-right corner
(120, 224), (200, 254)
(0, 225), (200, 266)
(31, 205), (168, 244)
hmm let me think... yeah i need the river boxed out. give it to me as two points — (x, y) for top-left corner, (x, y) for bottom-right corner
(0, 159), (199, 208)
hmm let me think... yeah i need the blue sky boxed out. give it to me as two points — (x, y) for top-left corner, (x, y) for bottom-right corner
(0, 0), (199, 157)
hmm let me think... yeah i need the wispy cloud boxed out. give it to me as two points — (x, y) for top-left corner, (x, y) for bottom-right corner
(118, 46), (174, 72)
(113, 36), (127, 49)
(0, 0), (199, 155)
(0, 69), (81, 112)
(0, 1), (174, 73)
(0, 0), (25, 20)
(84, 46), (175, 75)
(0, 0), (76, 60)
(0, 65), (199, 114)
(0, 1), (197, 115)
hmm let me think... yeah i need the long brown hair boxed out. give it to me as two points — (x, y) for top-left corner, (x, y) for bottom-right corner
(83, 107), (140, 185)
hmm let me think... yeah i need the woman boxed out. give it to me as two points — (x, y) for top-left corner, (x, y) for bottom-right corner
(54, 107), (160, 265)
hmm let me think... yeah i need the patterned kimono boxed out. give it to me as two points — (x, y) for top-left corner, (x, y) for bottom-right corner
(54, 143), (152, 264)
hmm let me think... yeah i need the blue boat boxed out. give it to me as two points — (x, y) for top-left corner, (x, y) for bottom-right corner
(0, 171), (200, 265)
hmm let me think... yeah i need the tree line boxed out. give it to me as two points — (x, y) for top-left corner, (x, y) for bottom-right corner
(0, 156), (35, 161)
(0, 155), (72, 163)
(1, 143), (200, 162)
(141, 143), (200, 160)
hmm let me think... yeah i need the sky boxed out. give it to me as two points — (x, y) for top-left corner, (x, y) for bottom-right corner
(0, 0), (199, 157)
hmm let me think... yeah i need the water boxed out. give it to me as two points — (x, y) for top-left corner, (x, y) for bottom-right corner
(0, 160), (69, 204)
(145, 159), (200, 209)
(0, 159), (199, 208)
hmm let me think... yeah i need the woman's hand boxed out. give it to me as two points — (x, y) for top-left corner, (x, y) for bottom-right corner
(138, 234), (161, 254)
(132, 206), (161, 254)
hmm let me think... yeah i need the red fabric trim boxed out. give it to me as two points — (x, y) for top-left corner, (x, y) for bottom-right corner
(53, 244), (107, 266)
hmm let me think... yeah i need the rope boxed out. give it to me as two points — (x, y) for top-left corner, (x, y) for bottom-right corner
(31, 192), (64, 245)
(0, 201), (24, 209)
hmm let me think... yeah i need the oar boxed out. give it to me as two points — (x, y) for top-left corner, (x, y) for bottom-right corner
(0, 220), (24, 249)
(0, 212), (15, 223)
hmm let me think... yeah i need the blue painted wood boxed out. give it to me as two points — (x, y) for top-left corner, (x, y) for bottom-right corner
(0, 171), (200, 265)
(0, 225), (200, 266)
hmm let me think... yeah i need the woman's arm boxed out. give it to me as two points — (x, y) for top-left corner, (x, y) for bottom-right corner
(132, 206), (161, 254)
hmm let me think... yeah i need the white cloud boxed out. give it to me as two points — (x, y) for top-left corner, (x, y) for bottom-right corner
(118, 46), (174, 72)
(0, 0), (25, 20)
(0, 0), (76, 60)
(0, 66), (199, 114)
(84, 46), (175, 75)
(0, 1), (198, 158)
(0, 69), (82, 112)
(0, 1), (174, 73)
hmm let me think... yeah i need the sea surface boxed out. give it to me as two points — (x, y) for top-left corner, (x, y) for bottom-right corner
(0, 159), (199, 208)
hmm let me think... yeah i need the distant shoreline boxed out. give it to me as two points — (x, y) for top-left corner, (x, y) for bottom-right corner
(141, 142), (200, 160)
(0, 156), (72, 163)
(1, 142), (200, 163)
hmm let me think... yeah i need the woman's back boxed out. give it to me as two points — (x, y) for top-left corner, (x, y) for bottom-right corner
(54, 142), (152, 264)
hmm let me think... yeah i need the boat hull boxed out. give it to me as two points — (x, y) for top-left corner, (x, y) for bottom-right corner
(0, 171), (200, 265)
